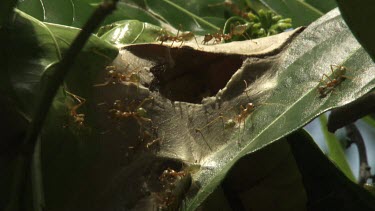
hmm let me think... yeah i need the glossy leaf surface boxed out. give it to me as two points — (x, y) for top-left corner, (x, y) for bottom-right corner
(99, 20), (163, 45)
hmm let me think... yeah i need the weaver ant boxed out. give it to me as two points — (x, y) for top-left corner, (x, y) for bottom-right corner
(108, 98), (153, 127)
(65, 90), (86, 127)
(202, 23), (250, 45)
(157, 26), (201, 48)
(318, 65), (350, 98)
(94, 65), (140, 87)
(155, 167), (192, 210)
(202, 32), (231, 45)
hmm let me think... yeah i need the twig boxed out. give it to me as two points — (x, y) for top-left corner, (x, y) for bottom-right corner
(6, 1), (119, 210)
(345, 123), (372, 185)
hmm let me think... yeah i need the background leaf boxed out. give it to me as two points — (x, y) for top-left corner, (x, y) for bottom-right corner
(288, 129), (375, 210)
(336, 0), (375, 62)
(246, 0), (337, 26)
(17, 0), (94, 27)
(16, 0), (161, 29)
(319, 114), (355, 181)
(145, 0), (224, 34)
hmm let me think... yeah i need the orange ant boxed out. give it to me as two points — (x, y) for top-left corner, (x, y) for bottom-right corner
(202, 23), (250, 45)
(94, 65), (140, 87)
(157, 29), (178, 45)
(159, 168), (187, 183)
(65, 90), (86, 127)
(108, 98), (153, 128)
(318, 65), (350, 98)
(236, 102), (255, 128)
(157, 26), (201, 48)
(156, 167), (192, 210)
(202, 31), (231, 45)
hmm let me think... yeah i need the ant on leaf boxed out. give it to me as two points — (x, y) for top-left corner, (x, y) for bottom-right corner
(318, 65), (351, 98)
(94, 65), (140, 87)
(202, 23), (250, 45)
(157, 25), (201, 48)
(108, 97), (153, 129)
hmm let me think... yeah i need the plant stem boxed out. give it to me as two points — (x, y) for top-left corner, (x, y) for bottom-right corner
(345, 123), (372, 185)
(31, 137), (44, 211)
(6, 1), (120, 210)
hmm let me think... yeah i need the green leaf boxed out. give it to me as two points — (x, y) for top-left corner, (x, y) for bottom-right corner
(145, 0), (223, 34)
(0, 0), (18, 26)
(336, 0), (375, 63)
(215, 138), (307, 210)
(102, 2), (161, 27)
(99, 20), (164, 45)
(362, 116), (375, 129)
(288, 129), (375, 210)
(304, 0), (337, 13)
(17, 0), (94, 27)
(319, 114), (355, 181)
(186, 9), (375, 210)
(17, 0), (162, 29)
(247, 0), (326, 26)
(0, 9), (117, 117)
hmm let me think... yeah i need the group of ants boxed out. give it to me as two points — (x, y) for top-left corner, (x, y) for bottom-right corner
(157, 22), (251, 48)
(63, 28), (350, 209)
(65, 55), (350, 152)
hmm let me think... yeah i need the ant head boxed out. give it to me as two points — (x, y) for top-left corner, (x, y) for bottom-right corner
(137, 107), (147, 117)
(247, 103), (255, 110)
(105, 65), (116, 71)
(74, 114), (85, 125)
(224, 119), (236, 129)
(339, 66), (346, 72)
(109, 109), (121, 116)
(113, 100), (123, 108)
(108, 70), (116, 75)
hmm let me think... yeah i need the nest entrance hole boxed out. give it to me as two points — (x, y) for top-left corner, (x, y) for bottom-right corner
(149, 48), (243, 104)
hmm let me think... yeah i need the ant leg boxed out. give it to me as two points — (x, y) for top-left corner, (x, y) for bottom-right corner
(330, 64), (338, 78)
(196, 129), (212, 151)
(179, 40), (184, 48)
(192, 36), (203, 49)
(137, 97), (153, 110)
(66, 90), (86, 106)
(322, 73), (334, 83)
(171, 27), (181, 47)
(195, 114), (225, 132)
(93, 80), (110, 87)
(243, 80), (251, 100)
